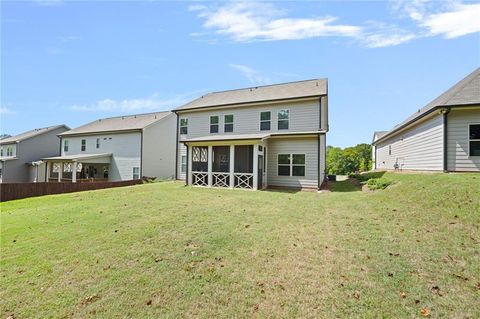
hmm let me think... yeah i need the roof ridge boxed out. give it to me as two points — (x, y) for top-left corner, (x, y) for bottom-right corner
(441, 67), (480, 106)
(208, 78), (327, 95)
(94, 110), (171, 121)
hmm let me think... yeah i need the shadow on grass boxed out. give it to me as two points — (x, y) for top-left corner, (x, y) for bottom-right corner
(329, 179), (362, 192)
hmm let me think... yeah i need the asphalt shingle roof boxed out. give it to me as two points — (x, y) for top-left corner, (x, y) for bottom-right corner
(175, 79), (327, 111)
(0, 125), (69, 145)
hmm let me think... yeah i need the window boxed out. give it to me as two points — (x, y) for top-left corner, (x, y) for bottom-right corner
(469, 124), (480, 156)
(224, 114), (234, 132)
(210, 116), (219, 133)
(389, 145), (392, 156)
(96, 138), (100, 149)
(81, 139), (86, 151)
(180, 118), (188, 135)
(278, 110), (289, 130)
(133, 167), (140, 180)
(181, 156), (187, 173)
(0, 148), (3, 157)
(6, 147), (13, 157)
(277, 154), (306, 177)
(260, 111), (271, 130)
(64, 140), (69, 152)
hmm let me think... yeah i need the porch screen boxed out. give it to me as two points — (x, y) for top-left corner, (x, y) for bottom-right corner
(192, 146), (208, 172)
(212, 146), (230, 172)
(234, 145), (253, 173)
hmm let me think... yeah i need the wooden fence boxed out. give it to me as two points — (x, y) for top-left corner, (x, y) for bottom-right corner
(0, 180), (143, 202)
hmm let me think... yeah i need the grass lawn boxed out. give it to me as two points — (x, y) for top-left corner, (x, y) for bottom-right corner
(1, 173), (479, 318)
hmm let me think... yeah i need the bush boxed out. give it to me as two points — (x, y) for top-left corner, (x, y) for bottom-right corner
(366, 177), (392, 190)
(349, 171), (385, 182)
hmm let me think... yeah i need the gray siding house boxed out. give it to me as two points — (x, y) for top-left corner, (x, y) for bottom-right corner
(174, 79), (329, 190)
(373, 68), (480, 172)
(42, 112), (176, 182)
(0, 125), (69, 183)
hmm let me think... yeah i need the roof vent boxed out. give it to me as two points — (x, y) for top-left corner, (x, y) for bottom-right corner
(122, 116), (125, 120)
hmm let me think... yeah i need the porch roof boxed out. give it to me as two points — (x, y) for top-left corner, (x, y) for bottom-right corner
(181, 133), (271, 143)
(41, 153), (112, 162)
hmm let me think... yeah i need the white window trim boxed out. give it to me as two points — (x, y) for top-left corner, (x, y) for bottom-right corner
(64, 140), (69, 152)
(181, 155), (187, 173)
(277, 109), (290, 130)
(96, 138), (100, 149)
(260, 111), (272, 131)
(210, 115), (219, 134)
(180, 118), (188, 135)
(224, 114), (234, 132)
(133, 167), (140, 180)
(81, 139), (87, 152)
(277, 153), (306, 177)
(468, 123), (480, 157)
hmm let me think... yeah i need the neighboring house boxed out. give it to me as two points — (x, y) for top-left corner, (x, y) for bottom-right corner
(371, 131), (388, 170)
(173, 79), (329, 190)
(42, 112), (176, 182)
(373, 68), (480, 172)
(0, 125), (69, 183)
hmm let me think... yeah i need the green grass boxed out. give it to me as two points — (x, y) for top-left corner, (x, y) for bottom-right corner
(1, 173), (479, 318)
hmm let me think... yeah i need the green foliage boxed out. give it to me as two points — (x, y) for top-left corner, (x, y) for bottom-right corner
(349, 171), (386, 182)
(327, 143), (372, 175)
(366, 177), (393, 190)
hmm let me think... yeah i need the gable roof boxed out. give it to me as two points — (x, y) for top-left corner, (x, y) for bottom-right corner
(372, 131), (388, 143)
(374, 68), (480, 144)
(59, 111), (172, 136)
(0, 125), (69, 145)
(175, 79), (327, 111)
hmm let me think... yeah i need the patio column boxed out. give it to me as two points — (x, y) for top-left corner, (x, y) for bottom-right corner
(46, 162), (51, 182)
(207, 145), (213, 187)
(229, 145), (235, 189)
(253, 144), (258, 190)
(72, 162), (77, 183)
(57, 162), (63, 182)
(187, 145), (193, 185)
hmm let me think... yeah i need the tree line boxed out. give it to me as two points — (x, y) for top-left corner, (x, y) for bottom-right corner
(326, 143), (372, 175)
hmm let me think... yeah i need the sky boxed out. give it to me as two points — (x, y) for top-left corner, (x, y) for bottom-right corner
(1, 0), (479, 147)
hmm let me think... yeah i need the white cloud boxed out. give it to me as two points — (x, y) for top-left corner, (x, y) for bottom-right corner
(229, 64), (271, 85)
(421, 3), (480, 38)
(70, 92), (204, 112)
(0, 107), (15, 115)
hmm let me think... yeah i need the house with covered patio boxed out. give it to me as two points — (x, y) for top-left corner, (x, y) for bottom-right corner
(174, 79), (329, 190)
(42, 111), (176, 182)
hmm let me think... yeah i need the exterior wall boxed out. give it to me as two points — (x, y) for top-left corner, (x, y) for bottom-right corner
(266, 136), (320, 189)
(142, 113), (177, 179)
(62, 132), (141, 181)
(375, 114), (444, 171)
(447, 107), (480, 172)
(1, 126), (67, 183)
(176, 98), (323, 181)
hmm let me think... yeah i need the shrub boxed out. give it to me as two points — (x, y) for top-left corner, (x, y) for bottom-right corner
(349, 171), (385, 182)
(366, 177), (392, 190)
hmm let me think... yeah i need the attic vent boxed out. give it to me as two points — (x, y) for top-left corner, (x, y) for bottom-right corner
(316, 82), (319, 86)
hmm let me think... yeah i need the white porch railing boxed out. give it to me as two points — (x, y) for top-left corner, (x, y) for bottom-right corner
(192, 171), (208, 186)
(212, 172), (229, 188)
(234, 173), (254, 189)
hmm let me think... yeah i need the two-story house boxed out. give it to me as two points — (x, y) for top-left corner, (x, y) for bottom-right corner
(42, 112), (176, 182)
(174, 79), (329, 190)
(0, 125), (69, 183)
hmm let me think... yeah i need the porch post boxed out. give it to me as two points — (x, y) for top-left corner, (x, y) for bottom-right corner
(46, 161), (51, 182)
(207, 145), (213, 187)
(253, 144), (258, 190)
(72, 162), (77, 183)
(229, 145), (235, 189)
(57, 162), (63, 182)
(187, 145), (193, 185)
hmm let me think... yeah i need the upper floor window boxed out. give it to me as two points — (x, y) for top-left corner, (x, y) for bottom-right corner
(96, 138), (100, 149)
(224, 115), (234, 132)
(469, 124), (480, 156)
(388, 145), (392, 156)
(64, 140), (69, 152)
(260, 111), (271, 131)
(6, 147), (13, 157)
(278, 110), (289, 130)
(210, 116), (219, 133)
(81, 139), (86, 152)
(0, 148), (3, 157)
(180, 118), (188, 135)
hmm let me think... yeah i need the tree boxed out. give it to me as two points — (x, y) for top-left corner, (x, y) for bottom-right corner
(326, 143), (372, 175)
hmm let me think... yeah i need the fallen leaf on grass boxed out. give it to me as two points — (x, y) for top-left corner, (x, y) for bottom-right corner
(431, 286), (443, 296)
(82, 294), (99, 305)
(400, 292), (406, 298)
(353, 290), (360, 299)
(146, 299), (152, 306)
(420, 307), (430, 317)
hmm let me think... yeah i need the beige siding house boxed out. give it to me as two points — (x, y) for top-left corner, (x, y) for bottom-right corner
(42, 112), (176, 182)
(174, 79), (329, 190)
(373, 68), (480, 172)
(0, 125), (69, 183)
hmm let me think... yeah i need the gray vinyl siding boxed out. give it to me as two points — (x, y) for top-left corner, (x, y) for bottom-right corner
(1, 126), (67, 183)
(375, 114), (444, 171)
(62, 132), (141, 181)
(447, 107), (480, 172)
(267, 137), (319, 188)
(142, 113), (177, 179)
(177, 143), (187, 180)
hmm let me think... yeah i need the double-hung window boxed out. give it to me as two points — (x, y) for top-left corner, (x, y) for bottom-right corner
(469, 124), (480, 156)
(96, 138), (100, 149)
(180, 118), (188, 135)
(181, 156), (187, 173)
(64, 140), (69, 152)
(210, 116), (219, 133)
(6, 147), (13, 157)
(224, 115), (234, 132)
(0, 148), (3, 157)
(260, 111), (271, 130)
(278, 109), (289, 130)
(81, 139), (86, 151)
(278, 154), (305, 176)
(133, 167), (140, 180)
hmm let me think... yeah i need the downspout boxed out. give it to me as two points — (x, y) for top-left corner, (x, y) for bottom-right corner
(140, 130), (144, 179)
(442, 108), (451, 172)
(174, 112), (179, 180)
(317, 133), (321, 191)
(185, 144), (189, 186)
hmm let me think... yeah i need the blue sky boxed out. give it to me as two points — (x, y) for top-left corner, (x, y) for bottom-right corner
(1, 0), (479, 147)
